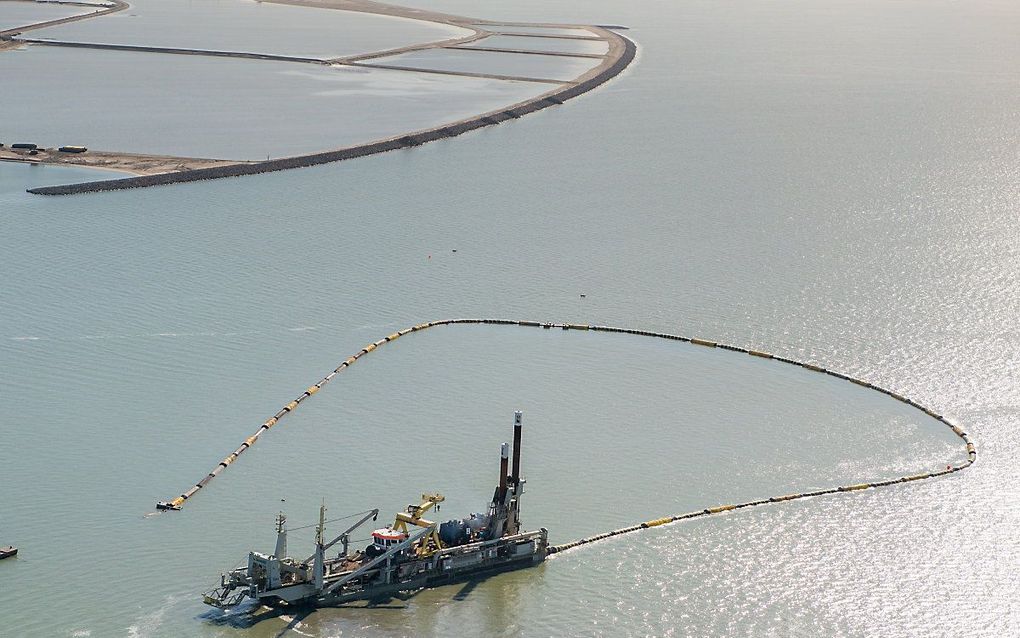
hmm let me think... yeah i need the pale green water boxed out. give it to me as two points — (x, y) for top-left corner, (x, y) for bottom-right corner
(2, 0), (1019, 637)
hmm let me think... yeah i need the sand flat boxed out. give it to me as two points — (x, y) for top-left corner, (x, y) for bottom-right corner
(369, 47), (602, 82)
(27, 0), (472, 58)
(4, 46), (552, 159)
(0, 0), (94, 31)
(461, 34), (609, 56)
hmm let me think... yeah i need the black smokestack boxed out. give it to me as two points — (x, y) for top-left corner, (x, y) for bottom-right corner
(499, 442), (509, 496)
(511, 411), (522, 484)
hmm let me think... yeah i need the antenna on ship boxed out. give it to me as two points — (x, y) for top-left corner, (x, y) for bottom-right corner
(315, 501), (326, 546)
(274, 512), (287, 559)
(313, 501), (326, 590)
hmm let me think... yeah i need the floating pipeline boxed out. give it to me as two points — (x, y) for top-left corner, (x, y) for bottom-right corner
(156, 319), (977, 557)
(28, 30), (637, 196)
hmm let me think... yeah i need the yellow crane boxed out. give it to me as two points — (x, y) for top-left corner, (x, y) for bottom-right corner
(392, 492), (445, 556)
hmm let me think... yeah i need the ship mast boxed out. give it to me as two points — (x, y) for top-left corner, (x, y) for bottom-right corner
(313, 502), (326, 590)
(274, 512), (287, 559)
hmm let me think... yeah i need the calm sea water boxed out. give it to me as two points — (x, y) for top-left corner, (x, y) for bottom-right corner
(0, 162), (124, 194)
(2, 0), (1019, 636)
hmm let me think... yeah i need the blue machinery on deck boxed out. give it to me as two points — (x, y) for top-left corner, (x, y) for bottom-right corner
(156, 319), (975, 555)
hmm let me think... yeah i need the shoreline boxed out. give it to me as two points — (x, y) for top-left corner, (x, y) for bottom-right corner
(0, 148), (241, 176)
(258, 0), (479, 27)
(0, 156), (138, 176)
(0, 0), (127, 37)
(6, 0), (636, 195)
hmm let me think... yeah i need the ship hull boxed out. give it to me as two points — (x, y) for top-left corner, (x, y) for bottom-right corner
(203, 411), (544, 613)
(245, 529), (548, 609)
(320, 548), (543, 606)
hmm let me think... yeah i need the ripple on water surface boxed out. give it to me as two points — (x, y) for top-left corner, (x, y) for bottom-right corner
(2, 0), (1015, 635)
(0, 322), (966, 636)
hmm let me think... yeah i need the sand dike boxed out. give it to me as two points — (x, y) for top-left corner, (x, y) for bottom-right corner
(0, 0), (636, 194)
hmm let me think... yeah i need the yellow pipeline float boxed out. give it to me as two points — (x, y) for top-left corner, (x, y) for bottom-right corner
(156, 316), (976, 558)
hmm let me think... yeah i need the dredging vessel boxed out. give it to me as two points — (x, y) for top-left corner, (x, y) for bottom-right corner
(203, 411), (547, 609)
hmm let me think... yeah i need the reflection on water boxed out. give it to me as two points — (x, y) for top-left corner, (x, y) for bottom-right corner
(1, 0), (1018, 636)
(0, 320), (961, 637)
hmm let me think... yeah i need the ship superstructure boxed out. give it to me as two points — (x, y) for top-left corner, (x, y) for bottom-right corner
(203, 411), (547, 609)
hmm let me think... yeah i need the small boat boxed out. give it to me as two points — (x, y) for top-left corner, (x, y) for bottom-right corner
(0, 546), (17, 560)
